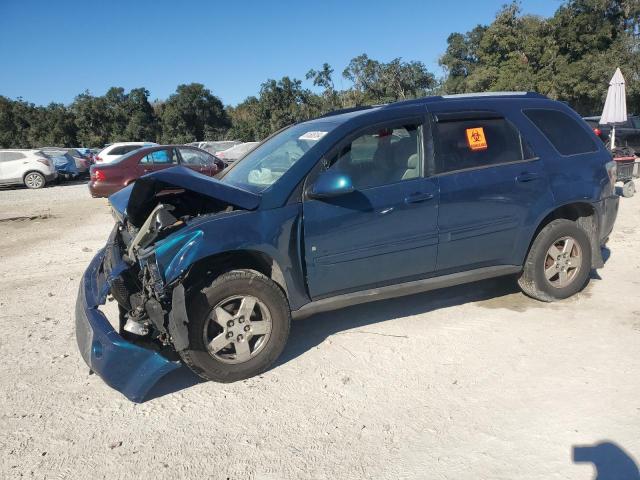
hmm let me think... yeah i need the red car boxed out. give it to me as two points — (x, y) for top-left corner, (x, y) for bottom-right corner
(88, 145), (226, 197)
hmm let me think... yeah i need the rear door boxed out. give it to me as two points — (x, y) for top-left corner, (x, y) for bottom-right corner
(138, 148), (178, 175)
(302, 117), (440, 299)
(429, 109), (555, 272)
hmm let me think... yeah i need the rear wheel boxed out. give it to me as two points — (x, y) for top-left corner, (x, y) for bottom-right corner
(518, 219), (592, 302)
(24, 171), (45, 189)
(179, 270), (290, 382)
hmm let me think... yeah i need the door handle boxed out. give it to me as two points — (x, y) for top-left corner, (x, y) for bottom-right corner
(516, 172), (540, 183)
(404, 192), (434, 204)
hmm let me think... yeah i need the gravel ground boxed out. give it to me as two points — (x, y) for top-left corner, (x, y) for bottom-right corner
(0, 181), (639, 479)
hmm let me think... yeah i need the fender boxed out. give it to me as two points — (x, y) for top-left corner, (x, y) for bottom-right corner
(154, 203), (311, 310)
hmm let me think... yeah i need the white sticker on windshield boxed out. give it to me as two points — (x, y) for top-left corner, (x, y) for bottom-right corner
(299, 131), (328, 141)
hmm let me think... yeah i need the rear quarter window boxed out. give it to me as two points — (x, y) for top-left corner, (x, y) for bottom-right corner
(524, 109), (597, 156)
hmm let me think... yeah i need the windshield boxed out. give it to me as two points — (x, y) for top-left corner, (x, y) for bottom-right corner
(222, 122), (335, 192)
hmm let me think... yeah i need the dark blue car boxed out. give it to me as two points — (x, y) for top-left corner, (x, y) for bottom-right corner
(76, 92), (619, 401)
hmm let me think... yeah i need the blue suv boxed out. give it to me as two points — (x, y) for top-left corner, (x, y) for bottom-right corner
(76, 92), (619, 401)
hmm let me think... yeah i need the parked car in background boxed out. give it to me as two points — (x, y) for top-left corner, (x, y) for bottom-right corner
(76, 92), (619, 400)
(41, 147), (90, 176)
(41, 148), (79, 180)
(0, 149), (57, 188)
(215, 141), (260, 164)
(88, 145), (225, 197)
(95, 142), (157, 164)
(583, 115), (640, 154)
(189, 141), (241, 156)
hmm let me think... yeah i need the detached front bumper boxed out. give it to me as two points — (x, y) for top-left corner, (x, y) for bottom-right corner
(75, 249), (181, 402)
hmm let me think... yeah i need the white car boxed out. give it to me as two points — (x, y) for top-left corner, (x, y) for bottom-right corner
(216, 142), (260, 164)
(0, 149), (57, 189)
(95, 142), (157, 163)
(194, 141), (242, 155)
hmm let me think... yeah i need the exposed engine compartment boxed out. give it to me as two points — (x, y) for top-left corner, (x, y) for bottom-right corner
(104, 166), (261, 349)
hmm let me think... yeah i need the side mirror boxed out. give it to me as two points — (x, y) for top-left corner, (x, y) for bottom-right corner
(307, 171), (354, 199)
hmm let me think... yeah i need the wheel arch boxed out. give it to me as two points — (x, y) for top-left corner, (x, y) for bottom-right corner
(181, 249), (289, 298)
(526, 201), (602, 268)
(22, 169), (47, 187)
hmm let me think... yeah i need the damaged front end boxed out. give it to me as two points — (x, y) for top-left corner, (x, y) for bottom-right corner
(75, 167), (260, 401)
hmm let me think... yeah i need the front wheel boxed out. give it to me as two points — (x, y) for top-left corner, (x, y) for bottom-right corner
(518, 219), (592, 302)
(179, 270), (291, 382)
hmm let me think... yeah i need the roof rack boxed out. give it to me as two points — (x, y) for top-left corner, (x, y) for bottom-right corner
(441, 91), (547, 99)
(318, 105), (376, 118)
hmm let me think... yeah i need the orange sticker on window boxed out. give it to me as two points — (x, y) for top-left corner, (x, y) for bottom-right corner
(466, 127), (488, 151)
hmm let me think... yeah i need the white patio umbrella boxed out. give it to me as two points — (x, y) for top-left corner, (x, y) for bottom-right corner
(600, 67), (627, 149)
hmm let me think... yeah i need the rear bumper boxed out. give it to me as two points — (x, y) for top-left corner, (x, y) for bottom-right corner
(75, 249), (181, 402)
(88, 181), (122, 198)
(596, 195), (619, 243)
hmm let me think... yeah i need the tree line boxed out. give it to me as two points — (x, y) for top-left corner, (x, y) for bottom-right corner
(1, 0), (638, 149)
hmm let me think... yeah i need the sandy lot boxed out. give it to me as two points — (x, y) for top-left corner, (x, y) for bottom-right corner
(0, 182), (638, 479)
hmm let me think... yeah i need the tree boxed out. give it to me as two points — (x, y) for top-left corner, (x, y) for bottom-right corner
(227, 77), (321, 141)
(160, 83), (229, 143)
(440, 0), (640, 115)
(342, 54), (436, 105)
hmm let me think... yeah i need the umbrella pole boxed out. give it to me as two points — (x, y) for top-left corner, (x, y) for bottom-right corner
(611, 125), (616, 150)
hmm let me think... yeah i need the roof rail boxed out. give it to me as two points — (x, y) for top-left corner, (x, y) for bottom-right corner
(441, 91), (547, 99)
(318, 105), (376, 118)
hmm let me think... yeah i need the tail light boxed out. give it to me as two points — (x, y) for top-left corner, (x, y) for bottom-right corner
(593, 128), (602, 137)
(92, 169), (106, 181)
(37, 158), (51, 167)
(605, 160), (617, 185)
(95, 156), (103, 162)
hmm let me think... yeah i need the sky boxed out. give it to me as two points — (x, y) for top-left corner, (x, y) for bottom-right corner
(0, 0), (562, 107)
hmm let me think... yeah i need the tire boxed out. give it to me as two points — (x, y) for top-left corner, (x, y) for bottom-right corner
(178, 269), (291, 382)
(518, 219), (592, 302)
(23, 171), (46, 189)
(622, 181), (635, 198)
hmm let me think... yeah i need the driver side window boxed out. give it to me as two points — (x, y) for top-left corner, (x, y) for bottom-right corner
(328, 122), (423, 190)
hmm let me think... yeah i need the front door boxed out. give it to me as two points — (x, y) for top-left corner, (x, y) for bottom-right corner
(303, 119), (440, 299)
(430, 109), (554, 272)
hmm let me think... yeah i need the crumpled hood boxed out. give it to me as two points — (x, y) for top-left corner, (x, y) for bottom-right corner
(108, 166), (260, 227)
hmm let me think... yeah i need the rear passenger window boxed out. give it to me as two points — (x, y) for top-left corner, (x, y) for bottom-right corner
(434, 116), (534, 174)
(0, 152), (25, 161)
(524, 109), (597, 156)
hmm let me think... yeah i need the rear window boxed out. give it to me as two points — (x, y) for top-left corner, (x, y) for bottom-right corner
(434, 116), (535, 174)
(110, 145), (142, 156)
(524, 109), (597, 156)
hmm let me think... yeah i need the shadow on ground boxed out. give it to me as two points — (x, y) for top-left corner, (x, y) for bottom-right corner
(145, 276), (522, 401)
(145, 248), (616, 402)
(276, 275), (524, 368)
(574, 441), (640, 479)
(0, 178), (88, 191)
(144, 246), (613, 401)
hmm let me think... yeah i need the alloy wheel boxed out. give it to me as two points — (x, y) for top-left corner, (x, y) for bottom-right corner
(204, 295), (272, 364)
(25, 173), (44, 188)
(543, 236), (582, 288)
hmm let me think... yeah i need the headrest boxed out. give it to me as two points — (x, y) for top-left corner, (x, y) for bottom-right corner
(407, 153), (418, 169)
